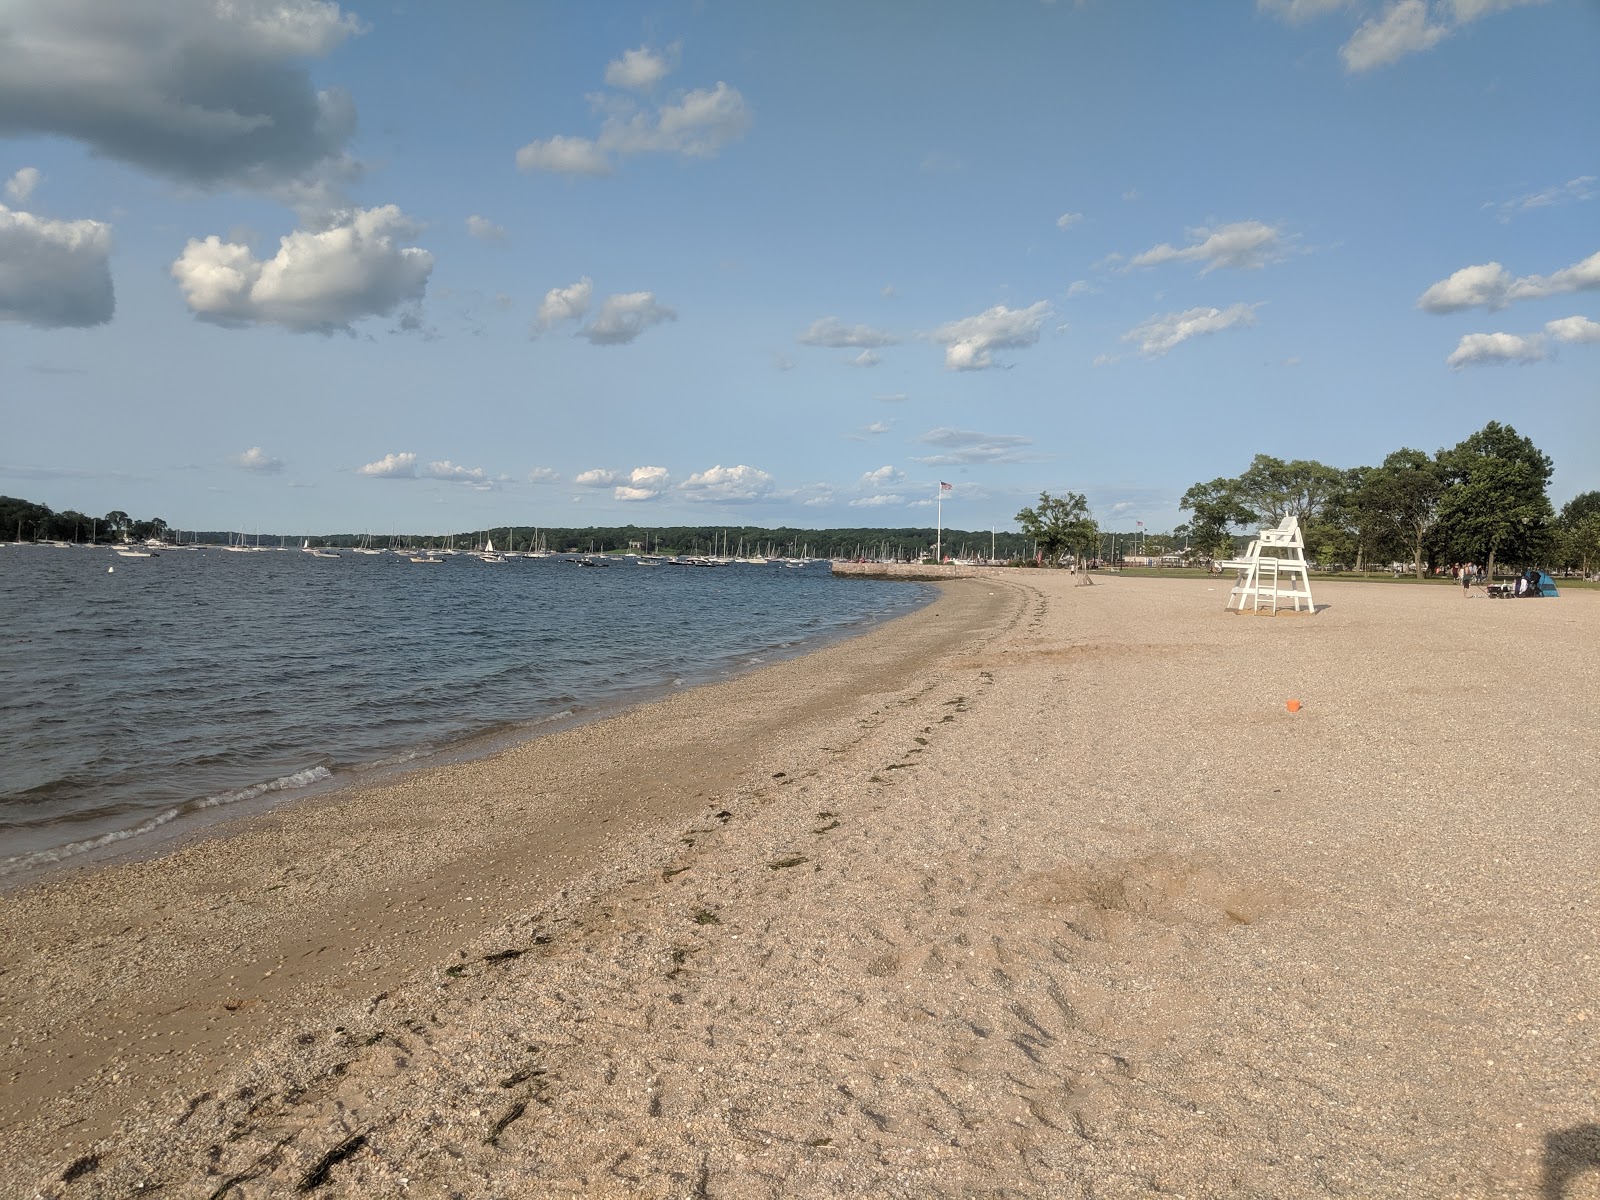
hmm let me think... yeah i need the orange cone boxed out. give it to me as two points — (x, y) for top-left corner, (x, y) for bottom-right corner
(1286, 699), (1301, 713)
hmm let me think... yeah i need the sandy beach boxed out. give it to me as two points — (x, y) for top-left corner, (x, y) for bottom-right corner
(3, 571), (1597, 1198)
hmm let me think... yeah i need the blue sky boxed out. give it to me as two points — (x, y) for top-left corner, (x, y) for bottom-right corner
(2, 0), (1596, 537)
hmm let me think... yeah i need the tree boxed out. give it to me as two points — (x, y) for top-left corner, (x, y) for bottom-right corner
(1557, 492), (1600, 577)
(1015, 491), (1097, 566)
(1352, 449), (1444, 579)
(1181, 455), (1347, 560)
(1435, 421), (1554, 581)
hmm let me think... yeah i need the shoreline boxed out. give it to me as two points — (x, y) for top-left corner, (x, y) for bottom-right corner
(1, 571), (937, 891)
(5, 573), (1597, 1197)
(0, 575), (1020, 1187)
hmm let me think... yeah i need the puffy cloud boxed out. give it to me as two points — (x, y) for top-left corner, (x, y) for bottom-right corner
(170, 206), (434, 333)
(911, 428), (1035, 466)
(1125, 303), (1259, 356)
(517, 65), (750, 176)
(860, 466), (904, 490)
(581, 291), (676, 345)
(1129, 221), (1286, 273)
(358, 452), (417, 478)
(0, 0), (362, 189)
(850, 493), (904, 508)
(515, 135), (613, 177)
(1446, 331), (1546, 368)
(678, 464), (776, 503)
(1256, 0), (1349, 21)
(1487, 176), (1597, 223)
(575, 468), (621, 487)
(850, 350), (881, 368)
(1065, 280), (1097, 298)
(465, 215), (505, 241)
(1417, 251), (1600, 313)
(0, 203), (115, 328)
(1416, 261), (1514, 312)
(615, 465), (670, 501)
(1546, 315), (1600, 344)
(1340, 1), (1448, 71)
(605, 45), (674, 91)
(932, 301), (1050, 370)
(1056, 211), (1084, 230)
(424, 460), (488, 483)
(865, 421), (890, 434)
(234, 446), (283, 472)
(536, 277), (593, 330)
(797, 316), (898, 349)
(1443, 0), (1545, 21)
(526, 467), (561, 483)
(5, 167), (40, 203)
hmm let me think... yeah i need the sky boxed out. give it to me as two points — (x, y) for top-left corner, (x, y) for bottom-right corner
(1, 0), (1596, 537)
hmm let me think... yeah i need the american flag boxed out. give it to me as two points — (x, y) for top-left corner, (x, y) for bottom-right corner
(940, 481), (953, 491)
(1136, 520), (1144, 528)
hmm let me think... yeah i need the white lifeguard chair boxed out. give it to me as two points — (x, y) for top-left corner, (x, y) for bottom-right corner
(1217, 515), (1317, 614)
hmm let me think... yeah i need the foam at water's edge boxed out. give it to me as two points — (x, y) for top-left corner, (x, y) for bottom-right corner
(0, 765), (333, 876)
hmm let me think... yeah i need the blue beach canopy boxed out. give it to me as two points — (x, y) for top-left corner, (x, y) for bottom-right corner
(1534, 571), (1559, 597)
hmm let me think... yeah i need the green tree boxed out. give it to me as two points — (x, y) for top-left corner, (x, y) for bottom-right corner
(1435, 421), (1554, 581)
(1557, 492), (1600, 577)
(1351, 448), (1444, 579)
(1015, 491), (1097, 566)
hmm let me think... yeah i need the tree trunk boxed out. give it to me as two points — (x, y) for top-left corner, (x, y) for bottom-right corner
(1412, 523), (1426, 580)
(1486, 548), (1496, 586)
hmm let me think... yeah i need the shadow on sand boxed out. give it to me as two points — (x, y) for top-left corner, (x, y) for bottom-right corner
(1542, 1125), (1600, 1199)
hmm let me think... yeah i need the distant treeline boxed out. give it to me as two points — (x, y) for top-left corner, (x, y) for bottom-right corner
(0, 496), (170, 544)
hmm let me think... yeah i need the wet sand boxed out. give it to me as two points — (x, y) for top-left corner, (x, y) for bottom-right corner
(2, 572), (1597, 1198)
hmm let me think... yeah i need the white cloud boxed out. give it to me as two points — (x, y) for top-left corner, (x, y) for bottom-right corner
(234, 446), (283, 472)
(575, 468), (621, 487)
(1056, 211), (1084, 230)
(0, 0), (363, 190)
(170, 205), (433, 333)
(581, 291), (676, 344)
(1487, 176), (1597, 223)
(518, 67), (751, 176)
(526, 467), (561, 483)
(1416, 261), (1514, 312)
(0, 203), (114, 328)
(536, 276), (593, 329)
(860, 465), (904, 490)
(1256, 0), (1349, 21)
(1340, 1), (1448, 71)
(678, 464), (776, 503)
(850, 493), (904, 508)
(876, 392), (909, 403)
(797, 316), (897, 348)
(605, 45), (674, 91)
(465, 215), (505, 241)
(1129, 220), (1286, 273)
(865, 421), (890, 434)
(358, 452), (418, 478)
(1446, 331), (1546, 368)
(1124, 303), (1259, 355)
(1065, 280), (1096, 298)
(932, 300), (1050, 370)
(5, 167), (40, 203)
(515, 135), (613, 176)
(615, 465), (670, 501)
(850, 350), (881, 368)
(424, 460), (488, 483)
(1417, 251), (1600, 313)
(1443, 0), (1545, 22)
(1546, 315), (1600, 344)
(911, 427), (1036, 466)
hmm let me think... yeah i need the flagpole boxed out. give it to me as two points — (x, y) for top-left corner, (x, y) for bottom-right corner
(936, 487), (942, 564)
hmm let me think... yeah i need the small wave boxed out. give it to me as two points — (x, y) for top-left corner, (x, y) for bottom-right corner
(0, 806), (180, 876)
(0, 765), (333, 878)
(192, 765), (332, 810)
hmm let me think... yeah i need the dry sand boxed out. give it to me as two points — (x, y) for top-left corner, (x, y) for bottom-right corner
(2, 572), (1597, 1199)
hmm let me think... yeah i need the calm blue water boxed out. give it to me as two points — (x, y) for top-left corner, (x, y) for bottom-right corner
(0, 545), (930, 880)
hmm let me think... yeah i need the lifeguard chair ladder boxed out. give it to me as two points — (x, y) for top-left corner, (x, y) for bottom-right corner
(1216, 515), (1316, 614)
